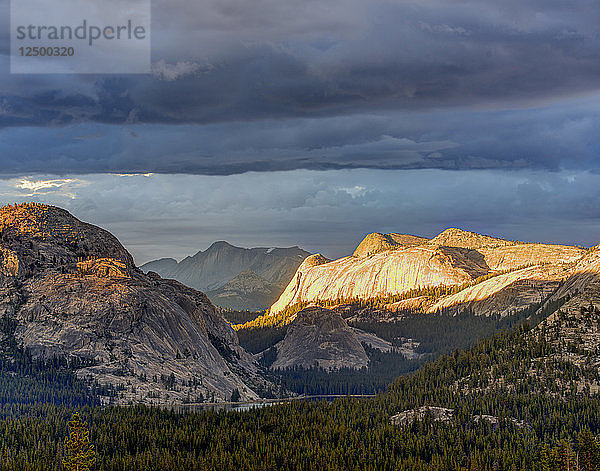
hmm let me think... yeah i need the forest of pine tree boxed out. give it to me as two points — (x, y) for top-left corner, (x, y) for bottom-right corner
(0, 304), (600, 469)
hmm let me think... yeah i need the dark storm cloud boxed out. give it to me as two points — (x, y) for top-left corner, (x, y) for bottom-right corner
(5, 26), (600, 125)
(2, 0), (600, 124)
(0, 0), (599, 174)
(0, 95), (599, 175)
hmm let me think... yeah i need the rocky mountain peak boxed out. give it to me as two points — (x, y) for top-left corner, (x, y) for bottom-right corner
(203, 240), (236, 254)
(0, 203), (275, 404)
(144, 241), (309, 287)
(353, 232), (428, 258)
(299, 253), (329, 269)
(0, 202), (134, 277)
(428, 227), (511, 249)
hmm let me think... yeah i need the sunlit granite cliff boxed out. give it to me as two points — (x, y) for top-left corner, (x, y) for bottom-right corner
(269, 228), (586, 317)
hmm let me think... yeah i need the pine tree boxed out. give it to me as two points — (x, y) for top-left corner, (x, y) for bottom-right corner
(62, 412), (97, 471)
(577, 429), (599, 471)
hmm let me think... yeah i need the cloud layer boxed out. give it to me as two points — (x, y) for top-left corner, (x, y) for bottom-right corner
(2, 0), (599, 125)
(0, 93), (599, 175)
(0, 0), (599, 174)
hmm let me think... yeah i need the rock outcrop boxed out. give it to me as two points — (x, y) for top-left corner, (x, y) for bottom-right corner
(427, 228), (511, 250)
(390, 406), (455, 426)
(353, 232), (428, 258)
(0, 203), (275, 405)
(0, 203), (134, 274)
(270, 228), (587, 317)
(141, 242), (310, 310)
(271, 306), (369, 371)
(390, 407), (525, 428)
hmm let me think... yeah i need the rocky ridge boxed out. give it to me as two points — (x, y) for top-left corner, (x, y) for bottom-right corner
(449, 248), (600, 398)
(270, 228), (586, 317)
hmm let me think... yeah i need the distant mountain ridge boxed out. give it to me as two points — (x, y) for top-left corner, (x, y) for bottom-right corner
(141, 241), (310, 310)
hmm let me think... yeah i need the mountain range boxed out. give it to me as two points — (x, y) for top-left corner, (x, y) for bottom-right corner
(141, 242), (310, 310)
(236, 228), (599, 375)
(6, 203), (600, 409)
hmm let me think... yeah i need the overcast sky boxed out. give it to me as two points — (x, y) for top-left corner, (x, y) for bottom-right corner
(1, 0), (599, 263)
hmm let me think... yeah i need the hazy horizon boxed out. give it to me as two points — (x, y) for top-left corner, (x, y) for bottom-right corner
(2, 168), (599, 265)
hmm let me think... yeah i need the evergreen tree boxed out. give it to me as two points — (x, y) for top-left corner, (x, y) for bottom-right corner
(578, 429), (600, 471)
(62, 412), (96, 471)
